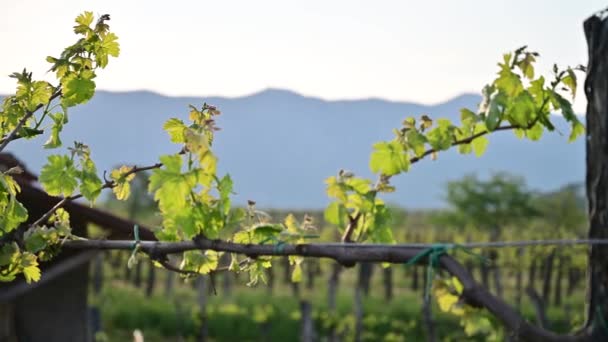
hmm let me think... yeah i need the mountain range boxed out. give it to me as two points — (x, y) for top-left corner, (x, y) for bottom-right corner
(4, 89), (585, 209)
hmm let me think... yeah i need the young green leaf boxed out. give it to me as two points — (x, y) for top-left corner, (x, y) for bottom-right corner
(39, 155), (79, 197)
(369, 141), (410, 175)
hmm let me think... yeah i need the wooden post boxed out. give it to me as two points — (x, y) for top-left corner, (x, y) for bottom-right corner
(354, 285), (363, 342)
(584, 12), (608, 339)
(383, 266), (393, 301)
(515, 248), (523, 309)
(541, 248), (556, 307)
(197, 277), (208, 342)
(554, 255), (564, 307)
(422, 295), (437, 342)
(165, 270), (175, 298)
(145, 260), (156, 297)
(327, 262), (341, 342)
(300, 300), (314, 342)
(359, 262), (373, 297)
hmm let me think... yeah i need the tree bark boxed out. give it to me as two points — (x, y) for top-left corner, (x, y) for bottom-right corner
(584, 12), (608, 340)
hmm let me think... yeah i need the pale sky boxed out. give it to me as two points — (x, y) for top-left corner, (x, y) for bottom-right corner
(1, 1), (604, 112)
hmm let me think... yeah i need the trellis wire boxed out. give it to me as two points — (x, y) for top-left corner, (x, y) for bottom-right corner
(315, 238), (608, 249)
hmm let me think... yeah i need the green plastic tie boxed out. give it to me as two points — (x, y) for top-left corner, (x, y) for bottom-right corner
(127, 225), (141, 269)
(132, 224), (140, 249)
(273, 241), (286, 253)
(406, 243), (453, 302)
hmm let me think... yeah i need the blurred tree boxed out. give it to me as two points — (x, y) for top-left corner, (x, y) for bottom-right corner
(440, 172), (539, 233)
(533, 183), (586, 235)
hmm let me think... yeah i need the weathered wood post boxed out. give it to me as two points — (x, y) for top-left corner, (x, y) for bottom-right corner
(327, 262), (342, 342)
(197, 277), (209, 342)
(300, 300), (315, 342)
(583, 10), (608, 340)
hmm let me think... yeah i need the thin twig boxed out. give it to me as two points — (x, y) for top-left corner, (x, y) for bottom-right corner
(341, 212), (361, 243)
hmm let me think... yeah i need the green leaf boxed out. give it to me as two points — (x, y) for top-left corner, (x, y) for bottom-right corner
(29, 81), (53, 111)
(0, 174), (29, 232)
(101, 32), (120, 57)
(405, 130), (427, 157)
(291, 263), (302, 282)
(426, 119), (454, 151)
(526, 122), (544, 141)
(460, 108), (478, 123)
(181, 250), (219, 274)
(110, 166), (135, 200)
(459, 143), (472, 154)
(369, 203), (395, 243)
(149, 155), (193, 214)
(25, 231), (47, 253)
(506, 91), (535, 127)
(44, 113), (67, 149)
(562, 68), (577, 99)
(344, 177), (371, 195)
(78, 158), (102, 202)
(528, 76), (546, 108)
(21, 253), (41, 283)
(39, 155), (78, 197)
(484, 96), (502, 131)
(218, 174), (233, 216)
(324, 202), (347, 227)
(61, 71), (96, 107)
(550, 90), (577, 123)
(462, 315), (493, 337)
(495, 65), (523, 97)
(325, 176), (348, 201)
(0, 243), (19, 266)
(569, 121), (585, 143)
(516, 53), (535, 79)
(471, 123), (489, 157)
(369, 141), (410, 175)
(75, 11), (94, 27)
(163, 118), (187, 143)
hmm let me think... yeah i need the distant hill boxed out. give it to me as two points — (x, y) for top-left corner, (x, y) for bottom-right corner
(4, 89), (585, 209)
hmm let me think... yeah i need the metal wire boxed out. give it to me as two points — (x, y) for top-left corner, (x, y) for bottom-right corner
(315, 238), (608, 249)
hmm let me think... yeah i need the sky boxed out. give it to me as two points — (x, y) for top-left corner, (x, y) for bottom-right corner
(1, 1), (605, 112)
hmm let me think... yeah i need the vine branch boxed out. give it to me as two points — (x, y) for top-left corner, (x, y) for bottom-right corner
(62, 236), (591, 342)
